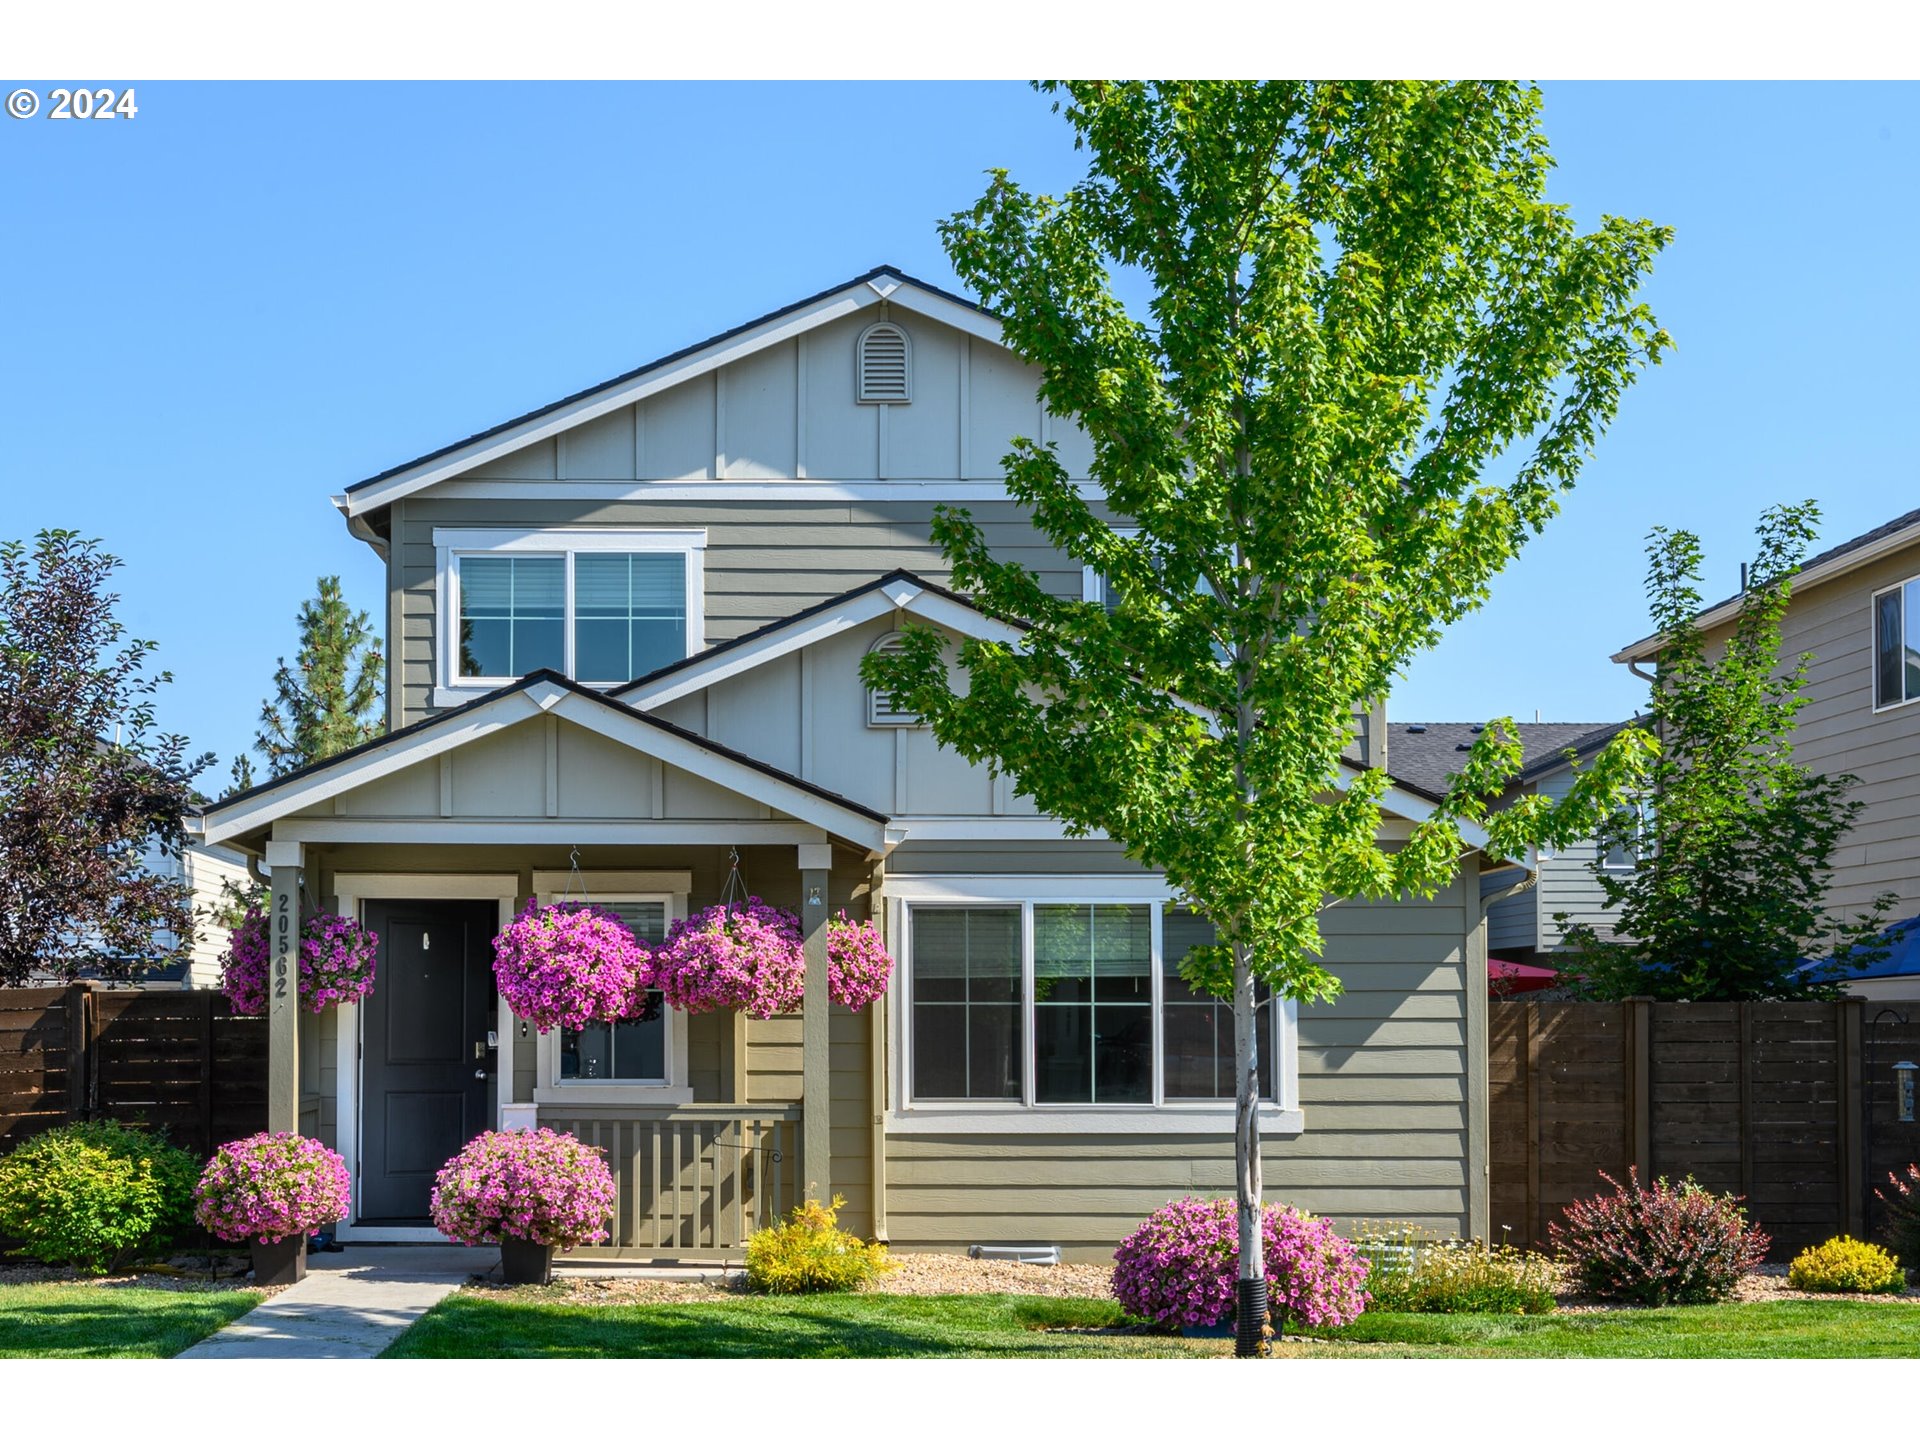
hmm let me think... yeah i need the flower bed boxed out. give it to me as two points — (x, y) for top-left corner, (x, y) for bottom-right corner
(221, 906), (378, 1015)
(193, 1133), (351, 1245)
(430, 1128), (616, 1249)
(1550, 1167), (1768, 1306)
(492, 902), (648, 1032)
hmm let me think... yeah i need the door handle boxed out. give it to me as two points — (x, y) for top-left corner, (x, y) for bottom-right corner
(474, 1068), (487, 1079)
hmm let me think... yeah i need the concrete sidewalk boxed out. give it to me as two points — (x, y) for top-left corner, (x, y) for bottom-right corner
(178, 1245), (499, 1359)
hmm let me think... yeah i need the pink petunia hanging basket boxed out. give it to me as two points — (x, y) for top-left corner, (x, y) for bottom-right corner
(221, 906), (379, 1016)
(642, 900), (893, 1018)
(492, 901), (650, 1033)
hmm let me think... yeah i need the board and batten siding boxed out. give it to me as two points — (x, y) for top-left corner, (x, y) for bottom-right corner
(1694, 541), (1920, 920)
(877, 866), (1484, 1261)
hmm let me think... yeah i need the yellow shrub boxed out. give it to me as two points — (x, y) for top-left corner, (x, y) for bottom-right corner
(1787, 1236), (1907, 1295)
(744, 1194), (895, 1295)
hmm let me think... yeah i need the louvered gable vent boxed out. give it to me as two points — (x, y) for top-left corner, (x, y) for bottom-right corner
(856, 322), (911, 404)
(867, 632), (921, 726)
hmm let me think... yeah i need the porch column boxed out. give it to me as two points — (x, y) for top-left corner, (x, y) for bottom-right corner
(264, 837), (303, 1135)
(798, 843), (833, 1198)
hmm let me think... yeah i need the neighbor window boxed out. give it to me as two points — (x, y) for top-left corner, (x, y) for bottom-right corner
(906, 897), (1282, 1108)
(556, 899), (669, 1085)
(1874, 574), (1920, 709)
(1599, 798), (1651, 873)
(436, 528), (706, 693)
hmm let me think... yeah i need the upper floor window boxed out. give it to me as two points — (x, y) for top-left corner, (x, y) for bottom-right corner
(434, 529), (706, 699)
(1873, 574), (1920, 710)
(1081, 527), (1141, 614)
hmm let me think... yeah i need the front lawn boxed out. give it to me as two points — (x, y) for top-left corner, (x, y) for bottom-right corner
(383, 1290), (1920, 1359)
(0, 1280), (262, 1359)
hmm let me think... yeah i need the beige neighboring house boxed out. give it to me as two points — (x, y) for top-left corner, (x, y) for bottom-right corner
(1614, 504), (1920, 1000)
(189, 266), (1527, 1258)
(138, 832), (252, 988)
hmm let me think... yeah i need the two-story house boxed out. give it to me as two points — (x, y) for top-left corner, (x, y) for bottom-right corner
(1613, 504), (1920, 999)
(191, 267), (1521, 1258)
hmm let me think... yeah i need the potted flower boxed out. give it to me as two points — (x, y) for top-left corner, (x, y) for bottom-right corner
(194, 1132), (351, 1287)
(826, 910), (893, 1010)
(221, 905), (378, 1016)
(429, 1128), (616, 1284)
(645, 897), (806, 1019)
(492, 901), (647, 1032)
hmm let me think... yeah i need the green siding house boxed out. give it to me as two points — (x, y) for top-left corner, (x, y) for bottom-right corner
(194, 267), (1516, 1260)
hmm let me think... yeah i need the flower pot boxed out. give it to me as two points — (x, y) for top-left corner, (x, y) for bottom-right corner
(501, 1237), (554, 1285)
(251, 1234), (308, 1287)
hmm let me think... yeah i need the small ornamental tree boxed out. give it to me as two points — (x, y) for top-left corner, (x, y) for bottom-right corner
(864, 81), (1667, 1352)
(251, 575), (385, 780)
(0, 531), (211, 986)
(1562, 504), (1898, 1000)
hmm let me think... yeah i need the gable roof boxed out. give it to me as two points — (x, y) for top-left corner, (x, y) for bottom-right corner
(1613, 504), (1920, 663)
(193, 669), (889, 852)
(335, 266), (1004, 520)
(1388, 719), (1637, 797)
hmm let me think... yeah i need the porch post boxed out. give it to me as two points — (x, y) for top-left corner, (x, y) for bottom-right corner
(264, 837), (304, 1135)
(798, 843), (833, 1199)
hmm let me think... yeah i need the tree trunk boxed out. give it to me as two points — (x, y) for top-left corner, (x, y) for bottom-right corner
(1232, 937), (1268, 1356)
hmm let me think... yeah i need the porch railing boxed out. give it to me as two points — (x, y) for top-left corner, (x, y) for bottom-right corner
(539, 1105), (802, 1255)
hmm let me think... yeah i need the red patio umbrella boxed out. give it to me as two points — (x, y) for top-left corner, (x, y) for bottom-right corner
(1489, 956), (1560, 993)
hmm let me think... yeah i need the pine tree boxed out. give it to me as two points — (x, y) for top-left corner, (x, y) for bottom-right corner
(254, 576), (385, 778)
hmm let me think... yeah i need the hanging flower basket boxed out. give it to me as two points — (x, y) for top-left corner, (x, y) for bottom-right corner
(221, 906), (379, 1016)
(645, 898), (805, 1020)
(826, 911), (893, 1011)
(492, 901), (648, 1033)
(644, 901), (894, 1018)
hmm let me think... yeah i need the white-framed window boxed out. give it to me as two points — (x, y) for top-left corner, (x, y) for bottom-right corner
(1599, 797), (1651, 873)
(887, 876), (1299, 1133)
(1081, 526), (1141, 613)
(1873, 573), (1920, 711)
(530, 871), (693, 1106)
(433, 528), (706, 704)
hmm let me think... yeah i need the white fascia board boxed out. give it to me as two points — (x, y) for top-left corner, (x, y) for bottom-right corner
(1611, 523), (1920, 662)
(1332, 762), (1495, 854)
(621, 590), (903, 709)
(427, 479), (1105, 504)
(198, 689), (542, 846)
(884, 284), (1005, 346)
(276, 820), (833, 847)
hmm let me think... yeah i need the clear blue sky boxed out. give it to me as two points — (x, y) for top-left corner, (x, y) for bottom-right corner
(2, 81), (1915, 779)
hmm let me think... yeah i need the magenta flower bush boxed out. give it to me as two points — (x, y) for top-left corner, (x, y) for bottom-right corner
(1111, 1196), (1371, 1331)
(492, 902), (647, 1032)
(194, 1132), (351, 1244)
(645, 898), (806, 1019)
(429, 1128), (616, 1249)
(826, 911), (893, 1010)
(221, 906), (378, 1016)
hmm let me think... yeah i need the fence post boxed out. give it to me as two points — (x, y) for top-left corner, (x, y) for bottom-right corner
(1737, 1003), (1755, 1202)
(1840, 998), (1866, 1239)
(201, 993), (216, 1156)
(1523, 1004), (1540, 1249)
(1626, 998), (1653, 1179)
(65, 985), (90, 1122)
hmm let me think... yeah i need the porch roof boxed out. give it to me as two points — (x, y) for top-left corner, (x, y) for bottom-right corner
(192, 670), (891, 854)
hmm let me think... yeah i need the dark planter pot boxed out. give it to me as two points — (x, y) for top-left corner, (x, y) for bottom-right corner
(501, 1237), (554, 1285)
(251, 1235), (307, 1287)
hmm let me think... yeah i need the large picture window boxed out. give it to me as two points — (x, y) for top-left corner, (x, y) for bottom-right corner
(435, 529), (706, 700)
(903, 893), (1290, 1113)
(1874, 574), (1920, 710)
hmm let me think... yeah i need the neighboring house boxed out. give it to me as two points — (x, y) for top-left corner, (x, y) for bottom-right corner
(1390, 720), (1640, 964)
(150, 834), (252, 989)
(1614, 505), (1920, 994)
(190, 266), (1520, 1256)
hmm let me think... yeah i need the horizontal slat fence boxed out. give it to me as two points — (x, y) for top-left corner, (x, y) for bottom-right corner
(1492, 999), (1920, 1258)
(541, 1106), (802, 1256)
(0, 985), (266, 1157)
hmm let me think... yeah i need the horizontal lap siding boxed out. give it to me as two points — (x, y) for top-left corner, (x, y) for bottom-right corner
(389, 497), (1090, 728)
(881, 878), (1475, 1261)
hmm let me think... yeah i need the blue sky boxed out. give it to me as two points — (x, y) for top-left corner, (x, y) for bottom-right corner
(1, 80), (1915, 779)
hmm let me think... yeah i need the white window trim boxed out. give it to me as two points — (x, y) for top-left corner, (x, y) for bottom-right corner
(529, 873), (694, 1106)
(1598, 797), (1648, 873)
(1871, 572), (1920, 713)
(432, 527), (707, 707)
(883, 875), (1301, 1136)
(1080, 526), (1141, 605)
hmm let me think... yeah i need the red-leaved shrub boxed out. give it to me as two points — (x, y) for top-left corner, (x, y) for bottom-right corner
(1550, 1166), (1768, 1306)
(1877, 1161), (1920, 1274)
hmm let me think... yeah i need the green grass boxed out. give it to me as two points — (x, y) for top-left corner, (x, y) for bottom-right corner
(384, 1290), (1920, 1360)
(0, 1281), (262, 1359)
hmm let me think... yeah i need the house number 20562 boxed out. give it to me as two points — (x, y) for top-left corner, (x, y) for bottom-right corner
(274, 891), (291, 1000)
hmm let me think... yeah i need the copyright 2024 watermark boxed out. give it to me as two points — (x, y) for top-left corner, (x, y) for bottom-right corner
(7, 86), (140, 121)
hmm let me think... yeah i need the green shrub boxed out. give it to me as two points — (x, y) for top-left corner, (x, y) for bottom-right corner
(1788, 1236), (1907, 1294)
(0, 1120), (199, 1274)
(1354, 1224), (1558, 1314)
(744, 1194), (894, 1295)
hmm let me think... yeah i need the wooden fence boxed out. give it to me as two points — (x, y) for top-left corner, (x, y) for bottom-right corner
(1491, 999), (1920, 1257)
(0, 985), (267, 1157)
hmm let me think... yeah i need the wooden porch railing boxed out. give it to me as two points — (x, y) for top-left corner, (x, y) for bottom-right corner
(539, 1105), (803, 1256)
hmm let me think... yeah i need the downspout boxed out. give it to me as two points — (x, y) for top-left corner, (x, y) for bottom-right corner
(868, 857), (889, 1242)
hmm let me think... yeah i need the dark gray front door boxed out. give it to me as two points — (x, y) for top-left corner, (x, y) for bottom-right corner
(359, 899), (496, 1225)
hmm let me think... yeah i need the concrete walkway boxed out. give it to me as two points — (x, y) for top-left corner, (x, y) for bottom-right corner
(179, 1245), (499, 1359)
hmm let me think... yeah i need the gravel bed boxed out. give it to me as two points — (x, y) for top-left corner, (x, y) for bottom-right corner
(0, 1261), (265, 1295)
(1551, 1261), (1920, 1313)
(467, 1252), (1115, 1307)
